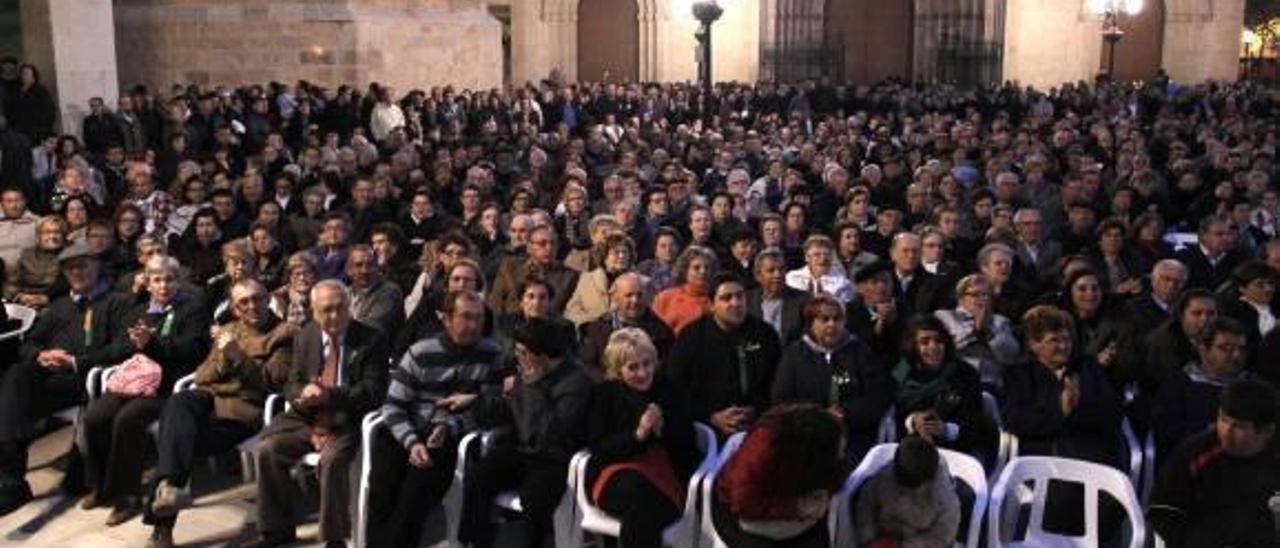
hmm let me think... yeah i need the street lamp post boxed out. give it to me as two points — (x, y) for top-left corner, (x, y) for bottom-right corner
(1087, 0), (1144, 80)
(1102, 10), (1125, 78)
(692, 0), (724, 95)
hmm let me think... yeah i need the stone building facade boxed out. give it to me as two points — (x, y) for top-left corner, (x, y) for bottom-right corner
(1, 0), (1249, 137)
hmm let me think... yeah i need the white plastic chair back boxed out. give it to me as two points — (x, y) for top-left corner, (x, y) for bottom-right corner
(832, 443), (898, 547)
(831, 444), (988, 547)
(0, 303), (37, 343)
(568, 422), (718, 548)
(982, 391), (1002, 429)
(173, 372), (198, 393)
(995, 418), (1142, 491)
(355, 411), (384, 548)
(877, 406), (898, 443)
(1163, 232), (1197, 252)
(987, 456), (1146, 548)
(697, 432), (746, 548)
(443, 430), (576, 548)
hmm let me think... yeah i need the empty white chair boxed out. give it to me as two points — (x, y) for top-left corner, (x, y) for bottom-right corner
(987, 456), (1146, 548)
(566, 422), (718, 548)
(832, 443), (988, 548)
(696, 432), (747, 548)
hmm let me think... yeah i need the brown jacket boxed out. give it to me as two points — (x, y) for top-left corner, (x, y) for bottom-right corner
(487, 257), (579, 316)
(194, 315), (298, 426)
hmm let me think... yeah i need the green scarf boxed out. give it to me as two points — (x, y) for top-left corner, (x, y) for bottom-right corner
(891, 359), (957, 411)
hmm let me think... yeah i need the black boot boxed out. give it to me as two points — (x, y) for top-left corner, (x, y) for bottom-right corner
(59, 448), (86, 496)
(0, 442), (31, 516)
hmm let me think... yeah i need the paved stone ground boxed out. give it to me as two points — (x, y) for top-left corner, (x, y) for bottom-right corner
(0, 425), (469, 548)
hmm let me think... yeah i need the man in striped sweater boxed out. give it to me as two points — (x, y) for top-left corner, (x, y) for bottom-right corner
(364, 289), (504, 548)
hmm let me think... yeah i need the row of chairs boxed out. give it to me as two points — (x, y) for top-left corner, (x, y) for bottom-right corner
(352, 413), (1154, 548)
(876, 391), (1151, 499)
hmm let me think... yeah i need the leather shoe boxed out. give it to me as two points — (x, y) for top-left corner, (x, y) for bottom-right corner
(79, 491), (103, 510)
(105, 497), (139, 526)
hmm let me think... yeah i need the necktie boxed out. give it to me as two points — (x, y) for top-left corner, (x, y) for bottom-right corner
(320, 337), (339, 388)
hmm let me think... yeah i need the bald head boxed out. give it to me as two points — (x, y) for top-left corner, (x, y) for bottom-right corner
(890, 232), (922, 274)
(610, 272), (647, 320)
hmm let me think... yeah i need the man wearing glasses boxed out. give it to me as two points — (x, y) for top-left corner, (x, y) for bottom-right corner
(142, 279), (297, 548)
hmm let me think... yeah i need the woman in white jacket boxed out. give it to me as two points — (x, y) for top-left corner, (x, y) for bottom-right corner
(786, 235), (853, 304)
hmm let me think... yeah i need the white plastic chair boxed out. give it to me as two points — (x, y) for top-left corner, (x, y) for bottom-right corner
(0, 303), (37, 343)
(565, 422), (718, 548)
(696, 432), (747, 548)
(832, 443), (988, 548)
(995, 418), (1143, 491)
(1140, 430), (1156, 505)
(158, 372), (273, 482)
(987, 456), (1146, 548)
(440, 430), (577, 548)
(982, 392), (1002, 429)
(353, 411), (384, 548)
(7, 304), (79, 426)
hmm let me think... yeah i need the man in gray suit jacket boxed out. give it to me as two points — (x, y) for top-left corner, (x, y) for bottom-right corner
(745, 248), (809, 344)
(1014, 207), (1063, 287)
(249, 280), (390, 548)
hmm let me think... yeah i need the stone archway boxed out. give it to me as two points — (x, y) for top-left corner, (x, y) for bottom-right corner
(1106, 0), (1165, 81)
(577, 0), (640, 82)
(825, 0), (913, 84)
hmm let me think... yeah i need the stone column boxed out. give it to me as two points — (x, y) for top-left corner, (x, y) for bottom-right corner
(20, 0), (119, 138)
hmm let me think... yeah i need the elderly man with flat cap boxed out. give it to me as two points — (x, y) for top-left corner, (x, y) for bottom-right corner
(0, 241), (133, 514)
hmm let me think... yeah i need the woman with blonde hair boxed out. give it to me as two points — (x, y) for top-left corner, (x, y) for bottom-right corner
(586, 328), (699, 548)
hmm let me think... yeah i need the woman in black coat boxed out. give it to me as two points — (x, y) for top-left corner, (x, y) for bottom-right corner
(1058, 268), (1138, 392)
(772, 294), (890, 459)
(80, 256), (211, 525)
(586, 328), (700, 548)
(1002, 305), (1124, 468)
(892, 315), (997, 466)
(8, 64), (56, 141)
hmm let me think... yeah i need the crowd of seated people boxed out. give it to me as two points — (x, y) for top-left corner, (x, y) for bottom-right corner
(0, 55), (1277, 547)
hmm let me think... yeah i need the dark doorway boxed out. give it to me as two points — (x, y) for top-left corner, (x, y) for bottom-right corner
(577, 0), (640, 82)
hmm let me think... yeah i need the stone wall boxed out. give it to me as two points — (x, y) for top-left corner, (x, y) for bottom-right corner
(1002, 0), (1104, 89)
(1163, 0), (1245, 83)
(114, 0), (503, 93)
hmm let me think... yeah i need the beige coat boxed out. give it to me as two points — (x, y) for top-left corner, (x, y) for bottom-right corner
(0, 212), (38, 280)
(564, 268), (651, 327)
